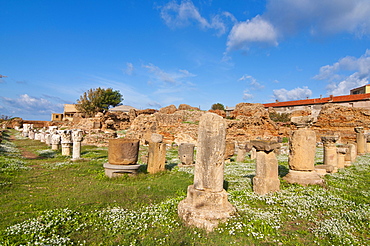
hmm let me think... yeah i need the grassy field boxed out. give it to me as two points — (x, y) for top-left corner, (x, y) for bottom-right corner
(0, 129), (369, 245)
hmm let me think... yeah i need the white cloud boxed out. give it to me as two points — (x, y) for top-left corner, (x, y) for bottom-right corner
(160, 0), (235, 35)
(265, 0), (370, 37)
(227, 0), (370, 51)
(314, 49), (370, 95)
(273, 86), (312, 101)
(143, 63), (196, 85)
(227, 16), (278, 51)
(243, 89), (254, 100)
(0, 94), (64, 118)
(124, 62), (134, 75)
(238, 74), (265, 89)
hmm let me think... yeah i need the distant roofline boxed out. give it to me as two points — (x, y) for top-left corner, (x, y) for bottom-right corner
(263, 93), (370, 108)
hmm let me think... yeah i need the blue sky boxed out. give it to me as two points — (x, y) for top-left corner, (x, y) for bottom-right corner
(1, 0), (370, 120)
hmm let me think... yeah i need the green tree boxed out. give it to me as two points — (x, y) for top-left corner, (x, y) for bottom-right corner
(76, 87), (123, 117)
(211, 103), (225, 111)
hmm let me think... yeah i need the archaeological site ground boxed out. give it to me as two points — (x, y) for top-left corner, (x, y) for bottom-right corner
(0, 103), (369, 245)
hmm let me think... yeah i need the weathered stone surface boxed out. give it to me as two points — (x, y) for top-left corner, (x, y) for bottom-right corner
(178, 104), (199, 111)
(194, 113), (226, 192)
(51, 133), (61, 150)
(289, 129), (316, 171)
(224, 142), (235, 160)
(159, 104), (177, 114)
(178, 112), (235, 231)
(355, 127), (366, 155)
(251, 140), (280, 153)
(147, 142), (166, 173)
(321, 135), (339, 173)
(103, 163), (140, 177)
(60, 130), (72, 156)
(208, 109), (226, 118)
(253, 141), (280, 195)
(236, 144), (247, 162)
(178, 143), (195, 165)
(72, 129), (84, 160)
(108, 138), (140, 165)
(337, 147), (347, 169)
(150, 133), (163, 143)
(284, 170), (324, 186)
(291, 116), (315, 128)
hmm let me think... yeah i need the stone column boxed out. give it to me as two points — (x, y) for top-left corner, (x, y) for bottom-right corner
(337, 147), (347, 169)
(178, 113), (235, 231)
(283, 126), (323, 186)
(236, 143), (247, 163)
(104, 138), (140, 177)
(29, 129), (35, 140)
(60, 130), (72, 156)
(319, 135), (339, 173)
(72, 130), (84, 160)
(178, 143), (195, 166)
(250, 147), (257, 160)
(35, 132), (41, 141)
(147, 142), (167, 174)
(251, 140), (281, 195)
(40, 131), (46, 143)
(366, 135), (370, 154)
(355, 127), (365, 155)
(224, 141), (235, 161)
(45, 133), (51, 146)
(51, 133), (61, 150)
(22, 124), (30, 137)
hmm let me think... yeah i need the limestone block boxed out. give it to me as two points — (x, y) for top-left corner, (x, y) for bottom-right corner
(103, 163), (140, 177)
(108, 138), (140, 165)
(178, 143), (195, 165)
(321, 136), (339, 173)
(337, 147), (347, 169)
(288, 129), (316, 171)
(177, 185), (236, 232)
(236, 144), (247, 162)
(147, 142), (166, 173)
(283, 170), (324, 186)
(150, 133), (163, 143)
(224, 142), (235, 160)
(194, 113), (226, 192)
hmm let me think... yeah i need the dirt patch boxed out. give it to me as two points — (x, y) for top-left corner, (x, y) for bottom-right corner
(19, 148), (46, 160)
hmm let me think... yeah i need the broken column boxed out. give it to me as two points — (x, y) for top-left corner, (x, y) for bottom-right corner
(28, 129), (35, 140)
(45, 133), (51, 146)
(60, 130), (72, 156)
(178, 143), (195, 166)
(251, 140), (281, 195)
(72, 129), (84, 160)
(224, 141), (235, 162)
(51, 133), (61, 150)
(22, 124), (30, 137)
(236, 143), (247, 163)
(178, 113), (236, 231)
(366, 135), (370, 154)
(283, 116), (323, 186)
(337, 147), (347, 169)
(355, 127), (365, 155)
(147, 134), (166, 173)
(103, 138), (140, 177)
(318, 135), (339, 173)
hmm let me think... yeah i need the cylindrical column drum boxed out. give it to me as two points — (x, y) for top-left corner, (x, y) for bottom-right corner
(108, 138), (140, 165)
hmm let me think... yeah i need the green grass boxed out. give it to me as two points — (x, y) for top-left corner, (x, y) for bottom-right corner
(0, 129), (369, 245)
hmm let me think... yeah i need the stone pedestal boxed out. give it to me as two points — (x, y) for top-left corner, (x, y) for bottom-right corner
(284, 128), (323, 186)
(104, 138), (140, 177)
(72, 130), (84, 160)
(251, 140), (281, 195)
(178, 143), (195, 166)
(355, 127), (365, 155)
(319, 135), (339, 173)
(236, 144), (247, 163)
(147, 142), (166, 173)
(178, 113), (235, 231)
(250, 147), (256, 160)
(103, 163), (140, 177)
(337, 147), (347, 169)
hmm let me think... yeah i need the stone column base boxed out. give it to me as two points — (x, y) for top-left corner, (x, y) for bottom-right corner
(283, 170), (324, 186)
(315, 164), (337, 173)
(178, 185), (236, 232)
(103, 163), (141, 178)
(253, 177), (280, 195)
